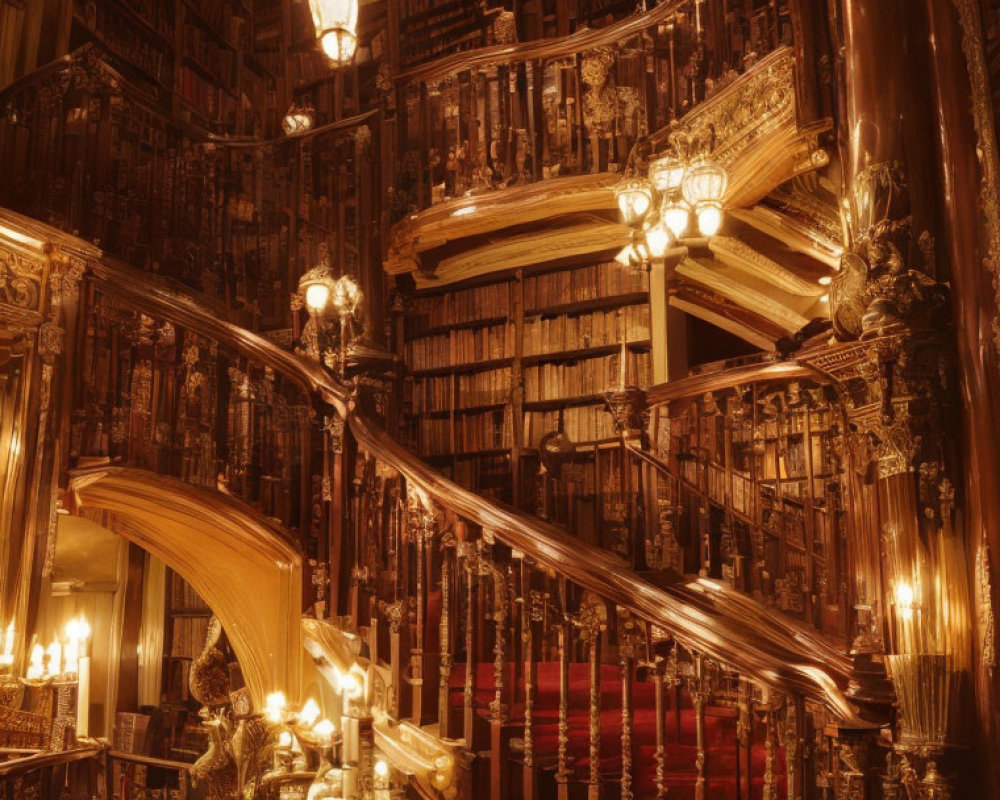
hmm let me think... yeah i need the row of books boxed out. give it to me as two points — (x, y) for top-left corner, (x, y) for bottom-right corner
(80, 2), (170, 85)
(523, 351), (652, 402)
(120, 0), (176, 40)
(170, 616), (210, 658)
(169, 573), (209, 612)
(186, 0), (246, 50)
(406, 323), (514, 371)
(417, 410), (513, 456)
(522, 404), (618, 447)
(408, 282), (512, 333)
(523, 262), (649, 311)
(524, 304), (651, 356)
(177, 65), (229, 119)
(182, 22), (237, 88)
(407, 367), (513, 413)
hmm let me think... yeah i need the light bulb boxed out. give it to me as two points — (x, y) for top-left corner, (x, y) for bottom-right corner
(663, 202), (690, 239)
(374, 759), (390, 778)
(320, 30), (356, 63)
(644, 218), (673, 259)
(818, 275), (832, 286)
(696, 203), (723, 237)
(305, 283), (331, 313)
(615, 178), (654, 226)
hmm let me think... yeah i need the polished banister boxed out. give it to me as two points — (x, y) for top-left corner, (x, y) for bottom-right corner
(0, 745), (105, 778)
(78, 256), (863, 724)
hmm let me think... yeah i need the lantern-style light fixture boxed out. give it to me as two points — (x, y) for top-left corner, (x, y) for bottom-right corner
(308, 0), (358, 66)
(617, 142), (728, 241)
(282, 104), (315, 136)
(681, 156), (728, 237)
(299, 255), (338, 315)
(643, 212), (674, 260)
(647, 154), (685, 194)
(614, 177), (655, 227)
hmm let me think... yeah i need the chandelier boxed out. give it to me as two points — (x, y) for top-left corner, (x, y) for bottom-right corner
(308, 0), (358, 66)
(615, 135), (728, 262)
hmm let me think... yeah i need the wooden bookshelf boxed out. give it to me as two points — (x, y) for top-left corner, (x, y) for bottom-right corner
(399, 259), (651, 521)
(658, 382), (847, 634)
(158, 569), (211, 764)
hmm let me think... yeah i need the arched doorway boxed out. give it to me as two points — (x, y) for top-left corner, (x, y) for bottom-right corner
(66, 465), (303, 709)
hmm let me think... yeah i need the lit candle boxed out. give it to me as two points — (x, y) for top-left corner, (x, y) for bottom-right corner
(64, 618), (81, 675)
(0, 621), (13, 670)
(26, 644), (44, 680)
(75, 618), (91, 739)
(297, 697), (320, 728)
(46, 639), (62, 677)
(264, 691), (286, 723)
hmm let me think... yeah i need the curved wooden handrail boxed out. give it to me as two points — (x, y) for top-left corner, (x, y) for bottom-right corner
(0, 745), (105, 778)
(79, 255), (862, 721)
(396, 2), (683, 84)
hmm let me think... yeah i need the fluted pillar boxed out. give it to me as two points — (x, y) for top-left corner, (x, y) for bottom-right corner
(832, 0), (978, 793)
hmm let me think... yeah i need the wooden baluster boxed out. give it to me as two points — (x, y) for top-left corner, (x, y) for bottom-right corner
(487, 552), (508, 800)
(409, 488), (428, 724)
(691, 657), (708, 800)
(522, 567), (540, 800)
(575, 594), (607, 800)
(737, 678), (752, 800)
(653, 657), (667, 800)
(783, 696), (797, 800)
(462, 542), (477, 748)
(762, 695), (778, 800)
(556, 593), (572, 800)
(618, 612), (643, 800)
(438, 531), (455, 738)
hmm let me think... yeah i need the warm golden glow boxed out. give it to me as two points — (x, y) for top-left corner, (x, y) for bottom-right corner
(282, 105), (315, 136)
(298, 697), (321, 728)
(265, 691), (287, 723)
(308, 0), (358, 65)
(305, 282), (332, 313)
(663, 201), (690, 239)
(648, 154), (685, 193)
(313, 718), (336, 740)
(615, 177), (654, 226)
(695, 203), (723, 237)
(643, 216), (673, 259)
(895, 580), (915, 611)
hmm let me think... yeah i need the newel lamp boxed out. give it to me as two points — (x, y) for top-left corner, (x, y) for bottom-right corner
(308, 0), (358, 65)
(299, 255), (338, 317)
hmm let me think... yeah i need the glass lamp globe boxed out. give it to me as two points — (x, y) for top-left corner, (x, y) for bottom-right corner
(614, 177), (654, 226)
(663, 201), (690, 239)
(647, 154), (685, 193)
(643, 215), (673, 259)
(696, 203), (723, 237)
(308, 0), (358, 65)
(680, 156), (728, 209)
(282, 105), (315, 136)
(299, 258), (337, 313)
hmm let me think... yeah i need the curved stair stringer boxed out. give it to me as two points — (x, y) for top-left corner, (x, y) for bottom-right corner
(83, 258), (862, 726)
